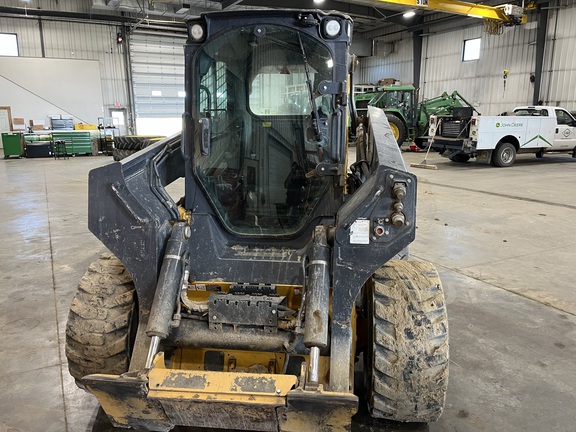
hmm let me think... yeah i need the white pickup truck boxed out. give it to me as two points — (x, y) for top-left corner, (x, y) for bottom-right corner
(428, 105), (576, 167)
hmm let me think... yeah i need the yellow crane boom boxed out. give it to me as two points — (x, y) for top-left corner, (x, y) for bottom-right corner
(369, 0), (527, 24)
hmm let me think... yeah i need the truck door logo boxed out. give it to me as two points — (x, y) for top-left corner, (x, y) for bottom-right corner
(496, 122), (501, 127)
(563, 128), (572, 137)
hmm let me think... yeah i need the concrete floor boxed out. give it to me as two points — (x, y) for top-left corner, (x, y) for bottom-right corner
(0, 149), (575, 432)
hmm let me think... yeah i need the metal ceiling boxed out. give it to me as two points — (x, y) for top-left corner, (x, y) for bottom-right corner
(88, 0), (426, 34)
(0, 0), (532, 38)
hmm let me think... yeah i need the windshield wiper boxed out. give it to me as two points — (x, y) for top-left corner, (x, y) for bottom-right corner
(297, 33), (323, 142)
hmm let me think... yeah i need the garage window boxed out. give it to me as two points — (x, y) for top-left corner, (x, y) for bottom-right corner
(462, 37), (481, 61)
(0, 33), (19, 56)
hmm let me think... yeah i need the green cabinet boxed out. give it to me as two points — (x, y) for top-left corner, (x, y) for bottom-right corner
(51, 132), (92, 155)
(2, 132), (23, 158)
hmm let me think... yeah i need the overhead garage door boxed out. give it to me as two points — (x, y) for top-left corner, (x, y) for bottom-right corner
(129, 30), (187, 135)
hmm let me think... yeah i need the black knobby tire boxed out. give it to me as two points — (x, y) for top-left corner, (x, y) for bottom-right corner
(492, 142), (516, 167)
(65, 253), (136, 383)
(137, 138), (153, 150)
(366, 260), (449, 423)
(386, 114), (407, 147)
(114, 136), (137, 150)
(112, 148), (137, 161)
(449, 153), (470, 163)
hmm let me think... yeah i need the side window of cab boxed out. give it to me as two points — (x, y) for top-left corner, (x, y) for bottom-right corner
(555, 109), (575, 126)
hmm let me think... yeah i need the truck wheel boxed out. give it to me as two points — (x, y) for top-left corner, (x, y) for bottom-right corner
(449, 154), (470, 163)
(65, 253), (136, 384)
(365, 260), (449, 422)
(492, 142), (516, 167)
(386, 114), (407, 147)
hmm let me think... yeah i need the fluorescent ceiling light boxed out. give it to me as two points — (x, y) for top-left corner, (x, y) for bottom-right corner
(313, 0), (325, 4)
(178, 91), (186, 97)
(403, 11), (416, 18)
(151, 90), (162, 96)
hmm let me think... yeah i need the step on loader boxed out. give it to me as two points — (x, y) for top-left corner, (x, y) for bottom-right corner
(65, 9), (449, 432)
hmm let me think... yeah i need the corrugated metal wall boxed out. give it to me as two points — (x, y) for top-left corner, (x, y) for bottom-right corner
(0, 17), (42, 57)
(3, 3), (576, 123)
(42, 21), (128, 111)
(541, 6), (576, 107)
(421, 23), (536, 115)
(0, 15), (127, 121)
(357, 2), (576, 114)
(355, 28), (414, 86)
(0, 0), (93, 13)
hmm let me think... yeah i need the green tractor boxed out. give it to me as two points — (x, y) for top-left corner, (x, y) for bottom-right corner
(355, 86), (477, 148)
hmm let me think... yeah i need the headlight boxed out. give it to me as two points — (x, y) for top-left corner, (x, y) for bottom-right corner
(190, 24), (205, 41)
(323, 19), (341, 38)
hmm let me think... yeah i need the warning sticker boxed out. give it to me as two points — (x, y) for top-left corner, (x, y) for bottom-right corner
(350, 219), (370, 245)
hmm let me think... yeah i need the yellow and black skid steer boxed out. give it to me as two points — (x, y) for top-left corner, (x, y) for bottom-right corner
(65, 9), (449, 432)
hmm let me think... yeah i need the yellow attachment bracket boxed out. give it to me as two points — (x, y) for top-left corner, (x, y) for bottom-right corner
(148, 352), (297, 405)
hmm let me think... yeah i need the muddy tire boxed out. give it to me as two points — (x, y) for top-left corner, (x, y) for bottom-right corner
(366, 260), (449, 422)
(65, 253), (136, 383)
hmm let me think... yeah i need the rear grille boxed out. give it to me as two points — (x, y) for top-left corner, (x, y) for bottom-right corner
(441, 120), (468, 138)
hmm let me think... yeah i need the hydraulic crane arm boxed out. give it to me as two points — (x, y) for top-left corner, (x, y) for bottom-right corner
(368, 0), (527, 25)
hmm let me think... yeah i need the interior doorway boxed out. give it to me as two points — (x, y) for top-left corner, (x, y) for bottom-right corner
(109, 108), (128, 136)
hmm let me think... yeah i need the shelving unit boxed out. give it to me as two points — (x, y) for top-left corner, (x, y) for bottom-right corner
(98, 116), (119, 155)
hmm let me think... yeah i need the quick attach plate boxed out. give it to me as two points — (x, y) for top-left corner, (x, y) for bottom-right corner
(208, 293), (285, 332)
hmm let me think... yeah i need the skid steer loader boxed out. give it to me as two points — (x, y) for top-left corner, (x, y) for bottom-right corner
(65, 9), (448, 432)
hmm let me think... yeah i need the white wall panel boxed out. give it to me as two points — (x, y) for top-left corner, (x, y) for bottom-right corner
(0, 56), (103, 124)
(357, 37), (413, 86)
(0, 16), (127, 124)
(42, 21), (128, 115)
(541, 5), (576, 110)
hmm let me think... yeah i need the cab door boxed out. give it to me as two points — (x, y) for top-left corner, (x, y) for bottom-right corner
(552, 109), (576, 150)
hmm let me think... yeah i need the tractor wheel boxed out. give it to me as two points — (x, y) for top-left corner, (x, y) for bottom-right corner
(65, 253), (136, 384)
(386, 114), (407, 147)
(492, 142), (516, 167)
(366, 260), (449, 422)
(112, 148), (137, 161)
(449, 153), (470, 163)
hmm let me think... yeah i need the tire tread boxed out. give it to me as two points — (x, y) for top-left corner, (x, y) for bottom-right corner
(65, 253), (135, 382)
(367, 260), (449, 423)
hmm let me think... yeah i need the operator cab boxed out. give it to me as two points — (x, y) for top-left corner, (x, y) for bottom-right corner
(186, 16), (347, 237)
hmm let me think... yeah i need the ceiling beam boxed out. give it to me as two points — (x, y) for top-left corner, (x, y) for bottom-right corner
(216, 0), (409, 26)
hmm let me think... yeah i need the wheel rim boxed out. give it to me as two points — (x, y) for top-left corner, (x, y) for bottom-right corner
(501, 148), (514, 163)
(389, 123), (400, 140)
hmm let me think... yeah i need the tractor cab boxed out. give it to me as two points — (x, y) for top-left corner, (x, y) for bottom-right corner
(368, 86), (416, 129)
